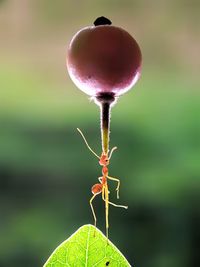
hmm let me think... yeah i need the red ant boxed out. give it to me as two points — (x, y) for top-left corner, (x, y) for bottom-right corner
(77, 128), (128, 239)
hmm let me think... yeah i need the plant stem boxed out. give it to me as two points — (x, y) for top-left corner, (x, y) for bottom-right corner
(100, 101), (110, 154)
(95, 93), (116, 155)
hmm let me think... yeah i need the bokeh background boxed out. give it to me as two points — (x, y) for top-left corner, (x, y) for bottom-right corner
(0, 1), (200, 266)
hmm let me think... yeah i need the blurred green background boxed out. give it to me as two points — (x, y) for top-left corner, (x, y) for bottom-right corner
(0, 1), (200, 267)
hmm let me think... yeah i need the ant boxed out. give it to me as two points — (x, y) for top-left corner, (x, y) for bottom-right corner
(77, 128), (128, 239)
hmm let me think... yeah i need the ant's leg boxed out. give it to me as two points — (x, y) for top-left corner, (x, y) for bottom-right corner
(101, 185), (110, 240)
(90, 194), (98, 236)
(90, 183), (103, 237)
(99, 177), (110, 194)
(98, 177), (102, 183)
(101, 184), (105, 201)
(102, 187), (128, 209)
(106, 200), (128, 209)
(107, 175), (120, 199)
(103, 185), (109, 241)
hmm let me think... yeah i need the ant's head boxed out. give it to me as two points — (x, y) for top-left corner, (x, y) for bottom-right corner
(99, 153), (109, 166)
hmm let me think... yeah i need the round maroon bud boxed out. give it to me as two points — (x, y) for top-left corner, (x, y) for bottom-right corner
(66, 17), (142, 98)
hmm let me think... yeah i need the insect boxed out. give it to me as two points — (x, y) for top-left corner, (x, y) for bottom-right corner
(77, 128), (128, 239)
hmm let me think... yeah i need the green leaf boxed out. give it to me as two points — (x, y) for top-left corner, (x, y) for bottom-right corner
(44, 224), (131, 267)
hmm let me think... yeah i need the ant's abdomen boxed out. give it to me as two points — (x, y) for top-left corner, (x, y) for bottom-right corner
(91, 184), (103, 195)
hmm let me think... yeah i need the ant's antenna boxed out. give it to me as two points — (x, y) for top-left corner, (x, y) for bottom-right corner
(109, 146), (117, 160)
(77, 128), (100, 159)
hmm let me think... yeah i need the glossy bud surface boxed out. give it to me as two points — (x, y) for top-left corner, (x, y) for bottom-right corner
(67, 18), (142, 97)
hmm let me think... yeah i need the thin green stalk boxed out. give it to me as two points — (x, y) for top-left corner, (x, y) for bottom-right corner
(100, 101), (111, 154)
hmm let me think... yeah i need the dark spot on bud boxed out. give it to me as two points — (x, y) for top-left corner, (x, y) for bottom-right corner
(94, 16), (112, 26)
(106, 261), (110, 266)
